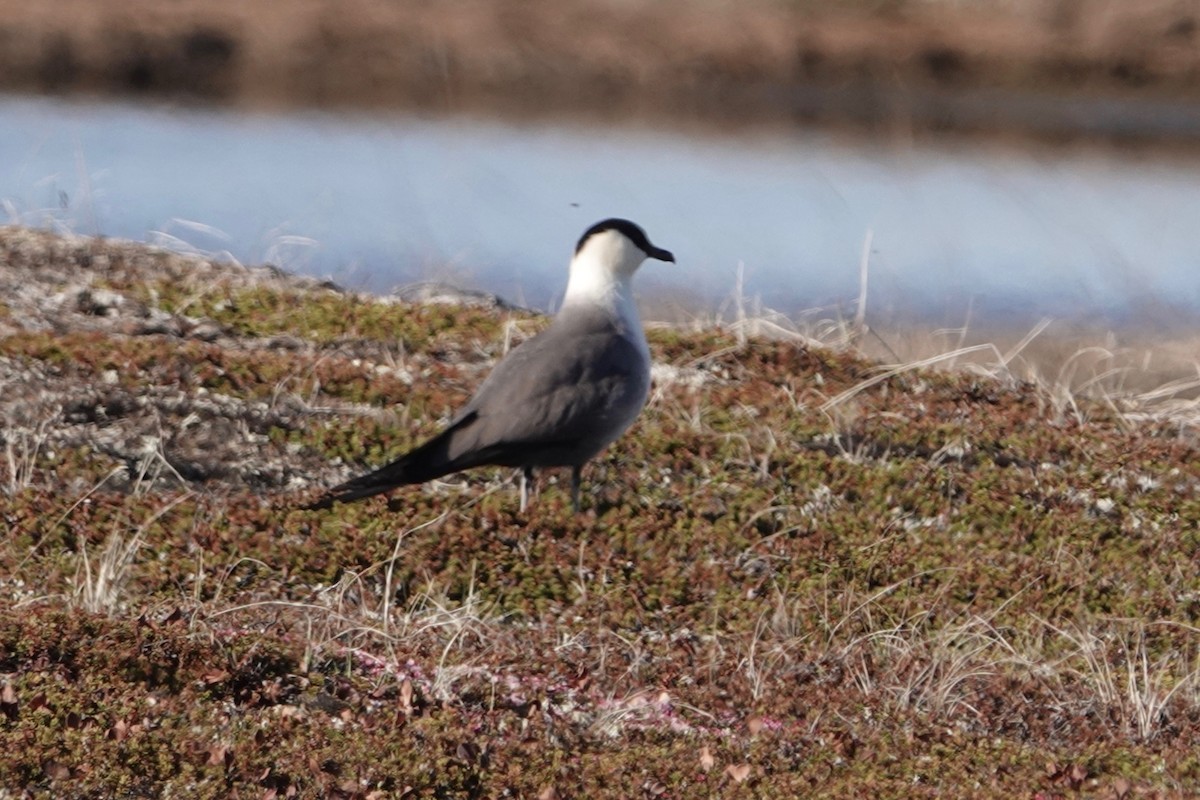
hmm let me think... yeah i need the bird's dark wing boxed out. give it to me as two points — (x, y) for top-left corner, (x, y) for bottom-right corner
(303, 310), (650, 509)
(443, 315), (650, 465)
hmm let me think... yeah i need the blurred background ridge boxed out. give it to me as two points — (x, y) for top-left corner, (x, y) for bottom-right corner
(3, 0), (1200, 145)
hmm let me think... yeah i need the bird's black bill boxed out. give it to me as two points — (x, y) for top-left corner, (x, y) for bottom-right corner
(651, 247), (675, 263)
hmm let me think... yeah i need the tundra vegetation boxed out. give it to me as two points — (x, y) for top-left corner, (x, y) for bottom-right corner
(1, 226), (1198, 798)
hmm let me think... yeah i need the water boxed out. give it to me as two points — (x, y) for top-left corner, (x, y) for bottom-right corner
(2, 94), (1198, 329)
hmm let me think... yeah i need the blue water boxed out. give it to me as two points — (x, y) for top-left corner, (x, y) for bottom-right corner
(2, 94), (1198, 327)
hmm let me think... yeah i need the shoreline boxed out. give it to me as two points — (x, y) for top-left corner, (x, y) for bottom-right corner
(4, 223), (1199, 401)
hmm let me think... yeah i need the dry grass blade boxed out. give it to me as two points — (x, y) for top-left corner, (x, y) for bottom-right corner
(819, 344), (999, 412)
(3, 417), (50, 495)
(853, 228), (872, 339)
(74, 492), (194, 614)
(1035, 617), (1200, 742)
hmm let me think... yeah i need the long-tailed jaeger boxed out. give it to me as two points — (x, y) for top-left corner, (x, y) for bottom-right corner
(304, 218), (674, 513)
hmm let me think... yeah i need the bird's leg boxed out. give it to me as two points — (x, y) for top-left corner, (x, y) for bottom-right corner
(570, 465), (583, 513)
(520, 466), (535, 513)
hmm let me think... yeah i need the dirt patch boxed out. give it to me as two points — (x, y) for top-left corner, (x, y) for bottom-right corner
(2, 0), (1200, 142)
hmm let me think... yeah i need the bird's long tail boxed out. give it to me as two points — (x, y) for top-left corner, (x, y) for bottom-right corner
(302, 424), (467, 510)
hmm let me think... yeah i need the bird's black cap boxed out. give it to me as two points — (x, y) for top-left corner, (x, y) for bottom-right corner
(575, 218), (675, 263)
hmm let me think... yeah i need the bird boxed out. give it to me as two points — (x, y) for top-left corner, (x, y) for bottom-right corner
(304, 218), (674, 513)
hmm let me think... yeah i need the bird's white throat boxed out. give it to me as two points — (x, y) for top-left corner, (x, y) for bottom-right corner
(561, 230), (647, 324)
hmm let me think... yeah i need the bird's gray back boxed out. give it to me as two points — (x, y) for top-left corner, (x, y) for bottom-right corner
(445, 307), (650, 468)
